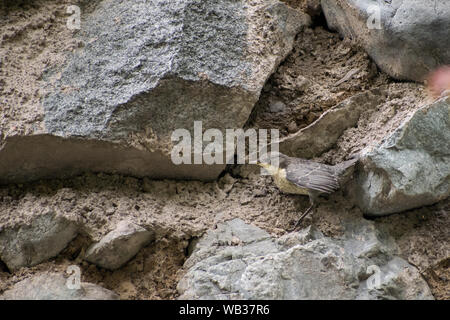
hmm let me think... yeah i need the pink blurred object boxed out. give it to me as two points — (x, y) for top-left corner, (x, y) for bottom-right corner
(427, 66), (450, 99)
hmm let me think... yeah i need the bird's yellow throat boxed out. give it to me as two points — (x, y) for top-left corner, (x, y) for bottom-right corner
(257, 163), (309, 196)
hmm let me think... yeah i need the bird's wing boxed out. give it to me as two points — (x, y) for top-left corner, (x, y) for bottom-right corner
(285, 160), (339, 194)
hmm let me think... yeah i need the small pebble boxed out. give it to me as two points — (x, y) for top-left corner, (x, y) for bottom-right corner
(269, 101), (286, 113)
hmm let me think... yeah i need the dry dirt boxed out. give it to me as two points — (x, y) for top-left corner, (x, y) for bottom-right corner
(0, 168), (362, 299)
(0, 0), (448, 300)
(0, 168), (447, 299)
(246, 26), (428, 166)
(247, 26), (390, 137)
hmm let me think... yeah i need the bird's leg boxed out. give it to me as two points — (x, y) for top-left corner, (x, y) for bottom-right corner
(290, 192), (318, 231)
(291, 203), (314, 230)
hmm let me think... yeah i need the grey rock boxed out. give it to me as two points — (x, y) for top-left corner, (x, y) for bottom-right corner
(279, 89), (383, 158)
(287, 121), (298, 133)
(84, 220), (154, 270)
(182, 218), (275, 270)
(276, 225), (324, 248)
(237, 240), (364, 300)
(342, 219), (398, 260)
(321, 0), (450, 81)
(177, 219), (433, 300)
(354, 97), (450, 215)
(1, 273), (119, 300)
(357, 258), (434, 300)
(0, 0), (311, 184)
(0, 213), (78, 271)
(269, 101), (287, 113)
(294, 75), (312, 92)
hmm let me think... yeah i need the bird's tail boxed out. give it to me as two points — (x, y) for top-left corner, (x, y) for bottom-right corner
(333, 154), (360, 176)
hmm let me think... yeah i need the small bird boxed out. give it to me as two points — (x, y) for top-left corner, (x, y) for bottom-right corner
(256, 152), (359, 230)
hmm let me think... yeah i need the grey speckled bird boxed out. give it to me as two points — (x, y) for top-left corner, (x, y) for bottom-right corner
(257, 152), (359, 230)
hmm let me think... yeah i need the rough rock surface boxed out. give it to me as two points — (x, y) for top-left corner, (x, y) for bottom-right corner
(355, 97), (450, 216)
(0, 273), (119, 300)
(279, 89), (383, 158)
(321, 0), (450, 81)
(177, 219), (433, 300)
(284, 0), (322, 19)
(0, 213), (78, 271)
(85, 220), (154, 270)
(0, 0), (447, 301)
(0, 0), (311, 184)
(357, 257), (437, 300)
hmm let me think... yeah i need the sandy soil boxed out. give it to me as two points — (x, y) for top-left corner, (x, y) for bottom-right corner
(246, 27), (390, 136)
(0, 169), (447, 299)
(246, 27), (428, 166)
(0, 0), (448, 300)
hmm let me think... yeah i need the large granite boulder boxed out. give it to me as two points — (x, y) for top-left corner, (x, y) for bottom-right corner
(321, 0), (450, 81)
(177, 219), (433, 300)
(0, 0), (311, 184)
(354, 97), (450, 216)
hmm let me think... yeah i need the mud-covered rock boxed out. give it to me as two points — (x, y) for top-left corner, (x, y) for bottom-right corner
(355, 97), (450, 216)
(321, 0), (450, 81)
(177, 219), (433, 300)
(0, 213), (78, 271)
(0, 0), (311, 184)
(279, 89), (383, 158)
(0, 273), (119, 300)
(85, 220), (154, 270)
